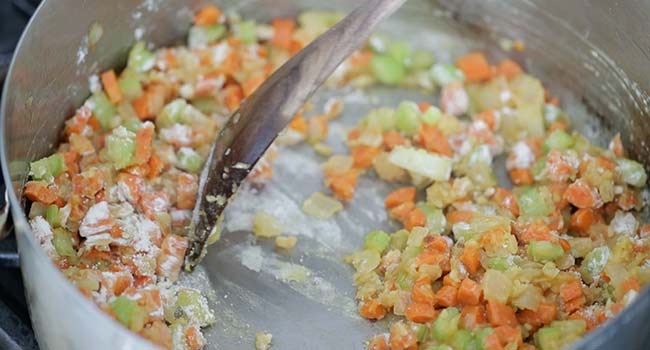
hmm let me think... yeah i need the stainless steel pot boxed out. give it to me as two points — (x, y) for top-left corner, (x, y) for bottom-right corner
(2, 0), (650, 349)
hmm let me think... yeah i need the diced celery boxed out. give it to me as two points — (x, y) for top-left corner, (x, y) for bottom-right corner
(46, 205), (60, 227)
(389, 229), (409, 251)
(417, 203), (446, 233)
(387, 41), (412, 66)
(111, 295), (148, 332)
(580, 246), (610, 281)
(89, 92), (117, 130)
(123, 117), (143, 133)
(535, 320), (586, 350)
(388, 146), (453, 181)
(516, 186), (552, 218)
(527, 241), (564, 262)
(430, 63), (464, 85)
(396, 270), (414, 290)
(188, 24), (226, 48)
(349, 249), (381, 273)
(127, 41), (155, 73)
(363, 108), (396, 131)
(432, 307), (460, 341)
(192, 97), (221, 114)
(617, 158), (648, 187)
(412, 323), (429, 342)
(409, 50), (435, 70)
(530, 156), (546, 178)
(176, 147), (203, 173)
(476, 328), (496, 349)
(402, 245), (423, 263)
(422, 345), (453, 350)
(543, 130), (574, 152)
(420, 106), (441, 125)
(158, 99), (188, 128)
(106, 127), (135, 169)
(235, 21), (257, 44)
(487, 256), (512, 271)
(450, 329), (474, 350)
(370, 55), (406, 85)
(395, 101), (421, 135)
(30, 154), (66, 182)
(175, 288), (216, 326)
(364, 230), (390, 253)
(454, 214), (510, 243)
(117, 69), (143, 100)
(52, 228), (76, 259)
(568, 237), (593, 258)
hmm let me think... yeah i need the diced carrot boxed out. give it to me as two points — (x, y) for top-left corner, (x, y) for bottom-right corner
(474, 110), (497, 130)
(517, 302), (557, 329)
(69, 133), (95, 155)
(482, 332), (504, 350)
(389, 201), (415, 222)
(638, 224), (650, 238)
(494, 325), (522, 348)
(456, 52), (492, 83)
(141, 321), (173, 348)
(405, 302), (439, 323)
(389, 322), (418, 350)
(443, 275), (460, 288)
(548, 120), (568, 132)
(418, 102), (432, 112)
(359, 300), (387, 320)
(224, 84), (244, 112)
(425, 235), (450, 253)
(418, 124), (453, 156)
(383, 131), (406, 151)
(368, 335), (389, 350)
(447, 210), (474, 224)
(434, 285), (458, 307)
(497, 59), (522, 79)
(289, 39), (303, 55)
(328, 169), (358, 201)
(62, 151), (80, 175)
(156, 234), (188, 282)
(460, 246), (481, 276)
(564, 180), (600, 209)
(347, 128), (361, 141)
(147, 154), (165, 180)
(87, 115), (101, 131)
(411, 276), (435, 305)
(134, 123), (154, 164)
(24, 181), (59, 205)
(194, 4), (222, 26)
(109, 225), (123, 238)
(100, 70), (123, 104)
(460, 305), (486, 329)
(242, 74), (265, 97)
(405, 208), (426, 230)
(185, 325), (206, 350)
(415, 250), (442, 267)
(116, 172), (143, 203)
(518, 221), (553, 243)
(132, 93), (151, 120)
(177, 173), (198, 210)
(289, 114), (308, 134)
(564, 296), (586, 314)
(486, 300), (518, 327)
(385, 187), (417, 209)
(140, 191), (170, 220)
(350, 50), (374, 67)
(610, 133), (625, 157)
(492, 188), (519, 217)
(560, 279), (583, 302)
(509, 168), (533, 186)
(620, 276), (641, 297)
(271, 18), (296, 50)
(457, 278), (482, 306)
(351, 145), (381, 169)
(559, 238), (571, 252)
(617, 189), (638, 211)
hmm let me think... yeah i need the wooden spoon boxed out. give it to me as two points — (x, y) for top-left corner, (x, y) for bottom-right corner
(185, 0), (407, 269)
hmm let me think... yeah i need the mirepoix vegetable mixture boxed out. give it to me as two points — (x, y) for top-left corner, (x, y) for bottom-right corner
(21, 3), (650, 350)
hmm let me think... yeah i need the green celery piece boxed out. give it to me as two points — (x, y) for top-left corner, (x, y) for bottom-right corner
(117, 69), (143, 100)
(487, 256), (512, 271)
(106, 127), (136, 169)
(517, 186), (552, 218)
(418, 203), (446, 234)
(127, 41), (155, 73)
(530, 156), (547, 178)
(158, 99), (188, 128)
(123, 117), (143, 133)
(430, 63), (464, 85)
(396, 270), (414, 290)
(422, 346), (453, 350)
(409, 50), (435, 70)
(387, 41), (412, 66)
(450, 329), (474, 350)
(580, 246), (610, 281)
(364, 230), (390, 253)
(52, 228), (76, 259)
(395, 101), (422, 135)
(177, 147), (203, 173)
(476, 328), (496, 350)
(543, 130), (574, 152)
(432, 307), (460, 341)
(175, 288), (216, 326)
(188, 24), (227, 48)
(235, 21), (257, 44)
(45, 205), (60, 227)
(389, 229), (409, 250)
(371, 55), (406, 85)
(412, 323), (429, 343)
(111, 296), (143, 330)
(30, 153), (66, 182)
(528, 241), (564, 262)
(534, 327), (562, 350)
(363, 108), (396, 131)
(90, 92), (117, 130)
(617, 158), (648, 188)
(192, 97), (221, 114)
(535, 320), (586, 350)
(420, 106), (442, 125)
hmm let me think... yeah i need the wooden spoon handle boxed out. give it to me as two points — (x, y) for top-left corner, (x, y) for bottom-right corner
(185, 0), (407, 268)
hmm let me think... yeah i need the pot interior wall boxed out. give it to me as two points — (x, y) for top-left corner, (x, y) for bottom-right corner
(3, 0), (650, 349)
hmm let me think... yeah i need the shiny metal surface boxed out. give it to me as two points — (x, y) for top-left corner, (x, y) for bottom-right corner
(2, 0), (650, 349)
